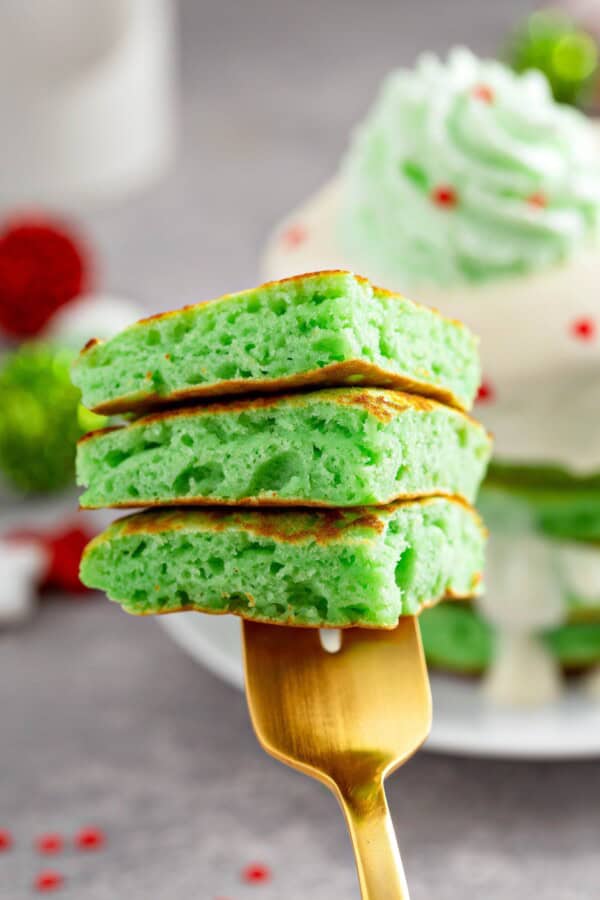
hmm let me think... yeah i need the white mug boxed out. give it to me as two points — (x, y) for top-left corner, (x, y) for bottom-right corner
(0, 0), (176, 206)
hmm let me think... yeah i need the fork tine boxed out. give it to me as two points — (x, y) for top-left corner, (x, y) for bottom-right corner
(242, 618), (431, 900)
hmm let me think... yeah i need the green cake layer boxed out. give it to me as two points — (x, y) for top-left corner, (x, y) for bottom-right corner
(77, 388), (491, 509)
(420, 602), (600, 673)
(80, 497), (485, 627)
(485, 462), (600, 541)
(71, 271), (480, 415)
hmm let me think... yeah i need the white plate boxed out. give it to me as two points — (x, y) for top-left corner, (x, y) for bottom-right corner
(159, 613), (600, 760)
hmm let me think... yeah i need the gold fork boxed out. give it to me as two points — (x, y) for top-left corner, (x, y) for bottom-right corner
(242, 618), (432, 900)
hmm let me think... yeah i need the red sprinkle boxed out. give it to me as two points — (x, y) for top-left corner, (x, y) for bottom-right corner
(34, 870), (64, 892)
(74, 826), (105, 850)
(527, 192), (547, 208)
(36, 834), (64, 855)
(242, 862), (272, 884)
(476, 380), (495, 403)
(0, 829), (12, 851)
(571, 317), (596, 341)
(281, 224), (307, 249)
(431, 185), (458, 208)
(472, 83), (494, 103)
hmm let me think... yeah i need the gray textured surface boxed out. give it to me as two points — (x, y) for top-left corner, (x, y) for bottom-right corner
(2, 1), (600, 898)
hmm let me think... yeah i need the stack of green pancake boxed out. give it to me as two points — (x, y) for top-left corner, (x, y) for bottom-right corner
(73, 271), (491, 629)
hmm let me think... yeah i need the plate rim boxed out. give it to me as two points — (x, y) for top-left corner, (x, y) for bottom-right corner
(159, 614), (600, 761)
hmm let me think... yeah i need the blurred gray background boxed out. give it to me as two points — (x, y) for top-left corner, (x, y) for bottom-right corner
(3, 1), (600, 898)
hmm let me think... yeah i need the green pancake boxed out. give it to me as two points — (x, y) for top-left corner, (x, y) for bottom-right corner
(77, 388), (491, 510)
(484, 462), (600, 541)
(80, 497), (485, 628)
(71, 271), (480, 415)
(478, 483), (600, 618)
(419, 601), (600, 673)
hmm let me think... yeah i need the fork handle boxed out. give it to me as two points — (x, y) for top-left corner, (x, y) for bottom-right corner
(338, 782), (410, 900)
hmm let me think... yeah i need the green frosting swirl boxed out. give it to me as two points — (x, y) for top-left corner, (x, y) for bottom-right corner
(339, 48), (600, 286)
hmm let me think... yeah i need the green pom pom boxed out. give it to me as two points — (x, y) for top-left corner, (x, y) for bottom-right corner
(0, 343), (106, 494)
(507, 9), (599, 107)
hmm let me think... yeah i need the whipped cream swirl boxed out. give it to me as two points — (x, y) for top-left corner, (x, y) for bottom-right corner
(339, 48), (600, 286)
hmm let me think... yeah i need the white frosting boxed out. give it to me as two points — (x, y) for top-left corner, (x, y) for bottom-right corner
(338, 48), (600, 287)
(476, 532), (565, 705)
(319, 629), (342, 653)
(557, 540), (600, 602)
(483, 633), (562, 706)
(262, 173), (600, 473)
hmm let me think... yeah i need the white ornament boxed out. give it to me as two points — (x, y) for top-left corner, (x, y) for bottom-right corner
(46, 293), (143, 348)
(0, 0), (175, 206)
(0, 538), (48, 625)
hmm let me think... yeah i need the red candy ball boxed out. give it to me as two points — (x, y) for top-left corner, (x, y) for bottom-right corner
(571, 317), (596, 341)
(0, 216), (91, 338)
(431, 186), (458, 208)
(476, 380), (495, 403)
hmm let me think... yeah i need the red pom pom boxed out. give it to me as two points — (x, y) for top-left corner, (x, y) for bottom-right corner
(44, 526), (93, 594)
(242, 862), (272, 884)
(0, 216), (92, 338)
(34, 870), (64, 892)
(74, 826), (105, 850)
(431, 186), (458, 208)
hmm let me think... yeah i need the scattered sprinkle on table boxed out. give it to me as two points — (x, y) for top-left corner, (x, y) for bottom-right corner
(34, 870), (64, 892)
(242, 862), (272, 884)
(36, 834), (64, 855)
(74, 826), (105, 850)
(0, 828), (12, 851)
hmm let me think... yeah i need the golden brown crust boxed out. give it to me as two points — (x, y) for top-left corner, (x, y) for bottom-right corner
(85, 359), (467, 416)
(116, 504), (389, 544)
(96, 495), (483, 546)
(78, 425), (122, 444)
(79, 487), (459, 511)
(77, 387), (455, 443)
(332, 389), (436, 422)
(80, 337), (101, 354)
